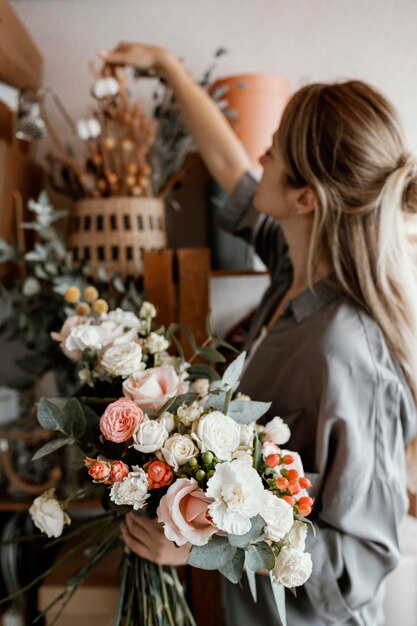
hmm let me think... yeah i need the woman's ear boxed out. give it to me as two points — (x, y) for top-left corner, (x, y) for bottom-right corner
(294, 185), (318, 215)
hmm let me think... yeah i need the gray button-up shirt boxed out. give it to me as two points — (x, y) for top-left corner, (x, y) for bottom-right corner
(219, 173), (417, 626)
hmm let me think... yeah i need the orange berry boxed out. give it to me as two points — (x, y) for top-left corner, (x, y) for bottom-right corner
(276, 476), (289, 490)
(298, 504), (312, 517)
(287, 469), (299, 481)
(283, 454), (294, 465)
(298, 496), (314, 508)
(282, 495), (295, 507)
(288, 480), (301, 495)
(265, 454), (280, 468)
(299, 476), (312, 489)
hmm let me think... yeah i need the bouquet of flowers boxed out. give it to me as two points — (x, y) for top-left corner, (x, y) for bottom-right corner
(2, 292), (314, 626)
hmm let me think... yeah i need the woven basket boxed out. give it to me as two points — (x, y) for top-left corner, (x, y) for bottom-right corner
(68, 197), (167, 276)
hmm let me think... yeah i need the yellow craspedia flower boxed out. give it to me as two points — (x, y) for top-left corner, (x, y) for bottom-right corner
(76, 302), (91, 316)
(83, 286), (99, 303)
(92, 299), (109, 314)
(64, 286), (81, 303)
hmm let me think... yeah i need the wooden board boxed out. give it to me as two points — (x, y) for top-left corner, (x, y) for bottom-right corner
(177, 248), (211, 354)
(143, 249), (175, 329)
(0, 0), (43, 89)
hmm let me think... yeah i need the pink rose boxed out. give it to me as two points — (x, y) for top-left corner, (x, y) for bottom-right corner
(122, 365), (188, 412)
(51, 316), (88, 361)
(100, 398), (144, 443)
(157, 478), (217, 547)
(109, 460), (129, 483)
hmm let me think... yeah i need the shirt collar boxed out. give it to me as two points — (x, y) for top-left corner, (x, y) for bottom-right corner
(285, 277), (341, 323)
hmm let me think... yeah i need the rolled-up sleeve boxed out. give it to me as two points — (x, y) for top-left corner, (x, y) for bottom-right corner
(304, 362), (413, 623)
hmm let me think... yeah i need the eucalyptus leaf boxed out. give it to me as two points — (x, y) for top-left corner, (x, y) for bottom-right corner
(180, 324), (197, 354)
(246, 542), (275, 572)
(218, 548), (245, 583)
(203, 391), (227, 412)
(186, 363), (221, 382)
(221, 352), (246, 389)
(269, 577), (287, 626)
(37, 398), (67, 432)
(63, 397), (87, 438)
(205, 311), (214, 338)
(187, 535), (236, 570)
(228, 400), (271, 424)
(197, 346), (226, 363)
(32, 436), (75, 461)
(228, 515), (265, 548)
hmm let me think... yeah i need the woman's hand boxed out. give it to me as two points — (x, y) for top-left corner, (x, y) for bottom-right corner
(121, 512), (191, 566)
(99, 42), (171, 75)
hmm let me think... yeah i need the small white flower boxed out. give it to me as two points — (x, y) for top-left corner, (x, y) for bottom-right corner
(192, 378), (210, 398)
(65, 324), (102, 353)
(192, 411), (240, 461)
(29, 489), (71, 538)
(77, 118), (101, 140)
(260, 491), (294, 542)
(101, 342), (143, 378)
(159, 434), (199, 470)
(93, 77), (119, 99)
(239, 423), (255, 449)
(139, 301), (157, 319)
(144, 332), (170, 355)
(110, 466), (149, 510)
(207, 460), (267, 535)
(132, 418), (168, 453)
(283, 520), (308, 552)
(272, 548), (313, 588)
(262, 417), (291, 446)
(177, 402), (204, 427)
(157, 411), (176, 433)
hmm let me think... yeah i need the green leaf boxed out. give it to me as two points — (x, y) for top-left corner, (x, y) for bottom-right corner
(37, 398), (67, 432)
(246, 542), (275, 572)
(228, 400), (271, 424)
(187, 535), (236, 570)
(228, 515), (265, 548)
(222, 352), (246, 388)
(253, 433), (263, 471)
(203, 391), (227, 412)
(215, 338), (239, 353)
(186, 363), (221, 382)
(270, 580), (287, 626)
(218, 548), (245, 583)
(205, 311), (214, 338)
(180, 324), (197, 354)
(197, 346), (226, 363)
(63, 398), (87, 438)
(32, 436), (75, 461)
(170, 333), (184, 359)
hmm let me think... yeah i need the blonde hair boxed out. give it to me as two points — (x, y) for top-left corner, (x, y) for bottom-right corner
(278, 80), (417, 491)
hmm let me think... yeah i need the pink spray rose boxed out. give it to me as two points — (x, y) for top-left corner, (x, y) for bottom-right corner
(122, 365), (188, 412)
(109, 460), (130, 483)
(84, 457), (112, 482)
(100, 398), (144, 443)
(51, 316), (88, 361)
(157, 478), (217, 547)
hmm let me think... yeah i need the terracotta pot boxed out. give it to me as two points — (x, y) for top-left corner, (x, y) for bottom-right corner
(210, 73), (290, 170)
(67, 196), (166, 277)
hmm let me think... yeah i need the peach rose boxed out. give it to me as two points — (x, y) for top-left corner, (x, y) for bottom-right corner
(51, 316), (88, 361)
(100, 398), (144, 443)
(122, 365), (188, 412)
(84, 457), (112, 482)
(145, 460), (174, 489)
(110, 460), (130, 483)
(157, 478), (217, 547)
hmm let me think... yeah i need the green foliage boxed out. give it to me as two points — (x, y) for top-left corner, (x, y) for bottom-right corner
(246, 541), (275, 572)
(228, 515), (265, 548)
(187, 535), (236, 570)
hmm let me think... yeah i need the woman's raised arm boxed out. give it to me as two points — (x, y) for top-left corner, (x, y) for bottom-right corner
(100, 43), (252, 193)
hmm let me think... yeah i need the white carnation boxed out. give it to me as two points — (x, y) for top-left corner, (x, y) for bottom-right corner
(157, 411), (176, 433)
(192, 411), (240, 461)
(272, 548), (313, 588)
(207, 460), (267, 535)
(283, 520), (308, 551)
(262, 417), (291, 446)
(132, 418), (168, 453)
(260, 491), (294, 541)
(159, 434), (198, 470)
(177, 402), (203, 427)
(144, 332), (170, 354)
(29, 488), (71, 538)
(101, 342), (143, 377)
(65, 324), (102, 353)
(110, 466), (149, 510)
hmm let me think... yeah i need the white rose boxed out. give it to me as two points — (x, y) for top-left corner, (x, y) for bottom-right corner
(29, 489), (71, 538)
(272, 548), (313, 588)
(262, 417), (291, 446)
(283, 520), (308, 551)
(101, 342), (143, 378)
(177, 402), (203, 427)
(157, 411), (176, 433)
(260, 491), (294, 541)
(231, 449), (253, 464)
(239, 423), (255, 449)
(65, 324), (102, 353)
(132, 418), (168, 453)
(159, 434), (199, 470)
(192, 411), (240, 461)
(192, 378), (210, 398)
(93, 77), (119, 99)
(105, 308), (142, 328)
(144, 332), (170, 354)
(97, 319), (138, 349)
(110, 466), (149, 510)
(139, 301), (157, 319)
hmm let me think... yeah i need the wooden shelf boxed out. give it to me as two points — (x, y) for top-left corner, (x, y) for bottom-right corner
(210, 269), (268, 278)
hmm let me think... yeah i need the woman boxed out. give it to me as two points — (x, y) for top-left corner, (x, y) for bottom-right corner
(101, 43), (417, 625)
